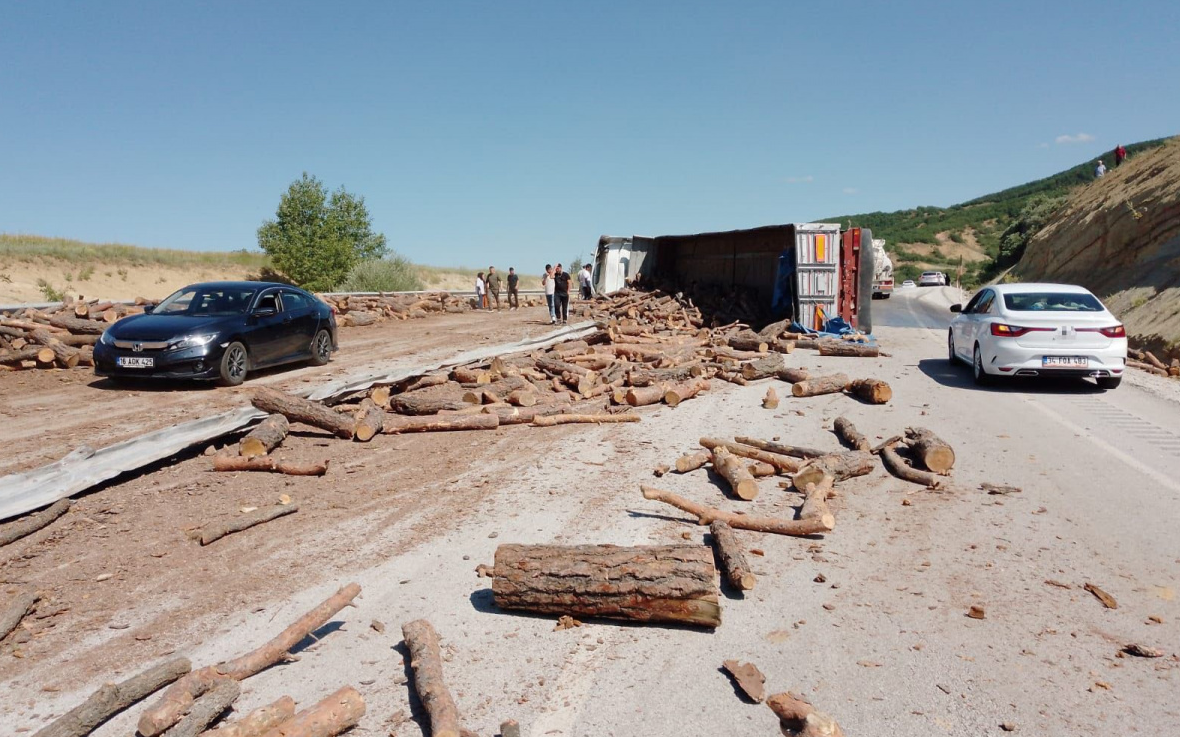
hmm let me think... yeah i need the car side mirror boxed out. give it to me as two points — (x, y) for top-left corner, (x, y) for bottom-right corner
(950, 304), (962, 313)
(253, 307), (277, 318)
(143, 305), (154, 314)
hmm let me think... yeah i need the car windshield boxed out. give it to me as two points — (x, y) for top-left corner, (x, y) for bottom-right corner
(1003, 292), (1104, 312)
(156, 286), (258, 316)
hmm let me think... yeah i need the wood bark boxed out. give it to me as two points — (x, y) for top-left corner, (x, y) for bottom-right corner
(482, 399), (605, 426)
(212, 456), (328, 476)
(1127, 359), (1168, 377)
(675, 450), (712, 473)
(450, 367), (493, 384)
(762, 387), (779, 409)
(733, 436), (828, 459)
(1, 591), (39, 642)
(506, 389), (537, 407)
(239, 415), (290, 459)
(699, 438), (801, 473)
(711, 446), (760, 500)
(402, 620), (463, 737)
(727, 330), (768, 353)
(31, 329), (80, 368)
(747, 461), (776, 477)
(832, 417), (869, 451)
(164, 677), (240, 737)
(792, 451), (876, 489)
(536, 356), (591, 377)
(817, 341), (879, 358)
(627, 365), (701, 386)
(492, 543), (721, 628)
(663, 378), (709, 406)
(625, 384), (667, 406)
(791, 373), (849, 398)
(799, 478), (834, 523)
(251, 388), (354, 439)
(389, 385), (469, 415)
(383, 413), (500, 434)
(767, 692), (845, 737)
(137, 583), (362, 737)
(740, 354), (785, 381)
(1143, 351), (1168, 370)
(904, 426), (956, 474)
(207, 696), (295, 737)
(403, 373), (449, 394)
(199, 504), (299, 545)
(846, 378), (892, 404)
(47, 315), (107, 334)
(641, 486), (834, 536)
(710, 520), (756, 591)
(879, 444), (946, 489)
(352, 398), (384, 442)
(0, 499), (72, 547)
(257, 686), (364, 737)
(776, 367), (810, 384)
(531, 413), (640, 426)
(32, 657), (192, 737)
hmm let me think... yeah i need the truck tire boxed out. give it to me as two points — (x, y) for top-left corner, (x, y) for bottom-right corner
(856, 228), (875, 333)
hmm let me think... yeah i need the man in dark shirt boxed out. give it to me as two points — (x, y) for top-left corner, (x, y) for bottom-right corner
(486, 266), (503, 311)
(553, 264), (572, 324)
(506, 267), (520, 309)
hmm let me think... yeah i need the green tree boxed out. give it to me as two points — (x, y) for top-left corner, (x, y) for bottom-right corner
(257, 173), (387, 291)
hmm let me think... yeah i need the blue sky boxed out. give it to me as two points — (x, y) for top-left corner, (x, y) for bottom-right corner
(2, 0), (1176, 269)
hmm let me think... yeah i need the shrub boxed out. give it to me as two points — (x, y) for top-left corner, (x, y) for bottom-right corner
(334, 254), (424, 293)
(37, 279), (66, 301)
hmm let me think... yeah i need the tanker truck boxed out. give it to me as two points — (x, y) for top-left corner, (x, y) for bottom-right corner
(871, 238), (893, 299)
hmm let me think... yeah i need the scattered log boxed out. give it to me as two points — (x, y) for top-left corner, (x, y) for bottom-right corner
(710, 521), (756, 591)
(799, 478), (834, 523)
(47, 315), (107, 335)
(402, 373), (449, 394)
(641, 486), (834, 536)
(776, 367), (810, 384)
(740, 354), (784, 381)
(251, 388), (354, 440)
(727, 330), (768, 353)
(259, 686), (365, 737)
(832, 417), (869, 451)
(846, 378), (892, 404)
(1128, 359), (1169, 377)
(137, 583), (362, 737)
(352, 398), (385, 442)
(870, 434), (903, 455)
(31, 329), (80, 368)
(699, 438), (801, 473)
(0, 347), (46, 366)
(663, 378), (709, 406)
(722, 660), (766, 703)
(1144, 351), (1168, 371)
(904, 427), (956, 474)
(625, 384), (667, 407)
(762, 387), (779, 409)
(451, 367), (493, 384)
(403, 620), (463, 737)
(1, 590), (40, 642)
(239, 415), (290, 459)
(792, 373), (850, 398)
(675, 450), (712, 474)
(199, 504), (300, 546)
(492, 543), (721, 628)
(212, 456), (328, 476)
(733, 436), (828, 460)
(767, 692), (845, 737)
(383, 414), (500, 434)
(506, 389), (537, 407)
(747, 461), (776, 477)
(792, 451), (875, 489)
(711, 446), (760, 501)
(389, 385), (470, 415)
(879, 443), (945, 489)
(0, 499), (72, 548)
(817, 342), (879, 358)
(32, 656), (192, 737)
(205, 696), (295, 737)
(531, 413), (640, 426)
(1084, 582), (1118, 609)
(166, 677), (240, 737)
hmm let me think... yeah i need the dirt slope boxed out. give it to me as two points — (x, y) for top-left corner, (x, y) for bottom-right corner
(1014, 137), (1180, 349)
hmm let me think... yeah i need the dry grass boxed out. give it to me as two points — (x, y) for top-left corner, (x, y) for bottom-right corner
(0, 233), (268, 270)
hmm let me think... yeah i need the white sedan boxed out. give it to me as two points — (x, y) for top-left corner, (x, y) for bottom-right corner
(948, 283), (1127, 389)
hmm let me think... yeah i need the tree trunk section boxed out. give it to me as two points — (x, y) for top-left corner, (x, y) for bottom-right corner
(767, 692), (845, 737)
(711, 446), (760, 500)
(846, 378), (892, 404)
(31, 329), (80, 368)
(880, 444), (946, 489)
(817, 342), (879, 358)
(531, 413), (639, 426)
(675, 450), (712, 473)
(709, 521), (756, 591)
(47, 315), (107, 334)
(251, 388), (354, 439)
(663, 378), (709, 406)
(389, 384), (470, 415)
(733, 436), (828, 459)
(506, 389), (537, 407)
(904, 427), (956, 474)
(641, 486), (834, 536)
(699, 438), (800, 473)
(257, 686), (364, 737)
(33, 657), (192, 737)
(212, 456), (328, 476)
(799, 477), (835, 523)
(625, 384), (666, 406)
(0, 499), (72, 548)
(492, 543), (722, 628)
(402, 620), (463, 737)
(239, 415), (289, 459)
(352, 398), (384, 442)
(210, 696), (295, 737)
(740, 354), (784, 381)
(199, 504), (299, 545)
(1, 590), (40, 642)
(791, 373), (849, 398)
(776, 367), (810, 384)
(727, 331), (768, 353)
(792, 451), (875, 489)
(164, 678), (240, 737)
(762, 387), (779, 409)
(832, 417), (869, 451)
(383, 414), (500, 434)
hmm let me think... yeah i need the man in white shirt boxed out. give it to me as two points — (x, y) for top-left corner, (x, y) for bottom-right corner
(1096, 160), (1106, 178)
(541, 264), (556, 324)
(579, 264), (593, 300)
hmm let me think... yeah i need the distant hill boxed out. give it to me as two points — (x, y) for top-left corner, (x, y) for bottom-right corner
(822, 138), (1171, 285)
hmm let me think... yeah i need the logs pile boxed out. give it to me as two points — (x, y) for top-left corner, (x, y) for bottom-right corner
(318, 290), (479, 326)
(0, 296), (158, 371)
(1128, 348), (1180, 379)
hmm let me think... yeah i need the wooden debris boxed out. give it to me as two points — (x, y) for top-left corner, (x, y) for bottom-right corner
(165, 677), (240, 737)
(352, 398), (385, 442)
(1, 591), (41, 643)
(1084, 582), (1118, 609)
(251, 388), (354, 440)
(239, 415), (290, 459)
(981, 483), (1021, 495)
(818, 341), (879, 358)
(798, 478), (835, 524)
(710, 521), (756, 591)
(967, 605), (986, 620)
(846, 378), (892, 404)
(1122, 643), (1163, 658)
(32, 657), (192, 737)
(212, 456), (328, 476)
(879, 443), (946, 489)
(767, 692), (845, 737)
(792, 451), (875, 489)
(722, 660), (766, 703)
(199, 504), (300, 546)
(641, 486), (833, 536)
(259, 686), (365, 737)
(206, 696), (295, 737)
(699, 437), (801, 473)
(832, 417), (869, 451)
(675, 450), (712, 474)
(792, 373), (850, 398)
(762, 387), (779, 409)
(663, 378), (709, 406)
(500, 719), (522, 737)
(531, 413), (639, 426)
(383, 414), (500, 434)
(492, 543), (721, 628)
(710, 446), (760, 500)
(904, 427), (956, 474)
(732, 436), (828, 459)
(776, 367), (810, 384)
(0, 498), (72, 548)
(403, 620), (463, 737)
(741, 354), (784, 381)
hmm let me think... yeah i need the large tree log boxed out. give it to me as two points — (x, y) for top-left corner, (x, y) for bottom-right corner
(492, 543), (721, 628)
(208, 696), (295, 737)
(199, 504), (299, 545)
(389, 384), (470, 415)
(904, 426), (956, 474)
(798, 477), (835, 523)
(531, 413), (640, 426)
(832, 417), (869, 451)
(733, 436), (828, 459)
(711, 446), (760, 501)
(699, 438), (801, 473)
(239, 415), (290, 459)
(663, 378), (709, 406)
(31, 329), (80, 368)
(482, 399), (605, 426)
(641, 486), (833, 536)
(32, 657), (192, 737)
(536, 356), (591, 377)
(402, 373), (450, 394)
(791, 373), (849, 398)
(402, 620), (462, 737)
(0, 499), (72, 548)
(767, 692), (845, 737)
(1, 590), (40, 642)
(776, 367), (810, 384)
(47, 315), (107, 335)
(256, 686), (364, 737)
(792, 451), (876, 489)
(352, 398), (384, 442)
(0, 347), (46, 366)
(846, 378), (892, 404)
(212, 456), (328, 476)
(383, 413), (500, 434)
(675, 450), (712, 473)
(627, 365), (701, 386)
(165, 677), (240, 737)
(137, 584), (361, 737)
(625, 384), (667, 406)
(880, 444), (946, 489)
(450, 367), (494, 384)
(251, 388), (354, 439)
(817, 342), (879, 358)
(710, 521), (756, 591)
(740, 354), (784, 381)
(727, 330), (768, 353)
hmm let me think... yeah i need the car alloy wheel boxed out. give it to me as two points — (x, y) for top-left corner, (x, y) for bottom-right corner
(947, 331), (956, 364)
(219, 342), (248, 386)
(972, 344), (991, 386)
(309, 329), (332, 366)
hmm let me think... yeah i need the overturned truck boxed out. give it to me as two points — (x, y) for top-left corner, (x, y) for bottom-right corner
(592, 224), (878, 333)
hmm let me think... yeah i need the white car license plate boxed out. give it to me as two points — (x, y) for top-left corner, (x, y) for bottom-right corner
(117, 356), (155, 369)
(1042, 356), (1087, 368)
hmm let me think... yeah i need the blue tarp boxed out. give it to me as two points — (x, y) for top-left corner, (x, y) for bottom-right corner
(789, 318), (877, 343)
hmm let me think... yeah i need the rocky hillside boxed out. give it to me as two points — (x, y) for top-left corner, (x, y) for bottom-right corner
(1014, 137), (1180, 349)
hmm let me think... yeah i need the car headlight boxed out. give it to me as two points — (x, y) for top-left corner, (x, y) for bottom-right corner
(168, 333), (218, 351)
(99, 330), (116, 346)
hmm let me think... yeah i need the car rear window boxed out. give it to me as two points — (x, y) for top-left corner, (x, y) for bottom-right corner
(1003, 292), (1104, 312)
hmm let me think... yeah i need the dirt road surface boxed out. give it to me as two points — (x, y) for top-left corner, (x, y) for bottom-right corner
(3, 288), (1178, 736)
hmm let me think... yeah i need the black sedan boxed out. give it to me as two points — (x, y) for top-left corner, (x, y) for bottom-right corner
(93, 281), (338, 386)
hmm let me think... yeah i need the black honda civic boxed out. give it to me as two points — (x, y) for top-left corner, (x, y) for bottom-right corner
(93, 281), (338, 386)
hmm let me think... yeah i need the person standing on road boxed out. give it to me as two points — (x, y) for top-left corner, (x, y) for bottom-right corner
(542, 264), (556, 324)
(579, 263), (593, 300)
(1095, 159), (1106, 178)
(486, 266), (503, 311)
(553, 263), (571, 324)
(475, 272), (487, 310)
(1115, 144), (1127, 167)
(507, 267), (519, 310)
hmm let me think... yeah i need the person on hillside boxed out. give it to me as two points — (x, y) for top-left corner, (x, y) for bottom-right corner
(579, 263), (594, 300)
(486, 265), (503, 311)
(1095, 160), (1106, 178)
(553, 263), (572, 324)
(1115, 144), (1127, 167)
(475, 272), (487, 310)
(541, 264), (556, 324)
(506, 267), (519, 310)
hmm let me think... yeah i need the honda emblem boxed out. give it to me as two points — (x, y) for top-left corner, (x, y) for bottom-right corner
(132, 343), (144, 352)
